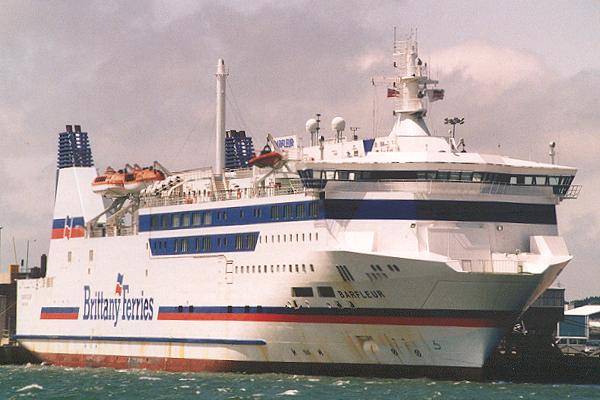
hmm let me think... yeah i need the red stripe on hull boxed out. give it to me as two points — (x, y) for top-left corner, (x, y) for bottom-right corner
(157, 312), (502, 328)
(40, 313), (79, 320)
(33, 351), (484, 380)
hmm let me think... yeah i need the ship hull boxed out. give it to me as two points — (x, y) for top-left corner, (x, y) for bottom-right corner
(19, 319), (507, 380)
(27, 352), (484, 380)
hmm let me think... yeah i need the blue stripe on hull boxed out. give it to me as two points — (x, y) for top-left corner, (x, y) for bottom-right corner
(157, 306), (517, 320)
(41, 307), (80, 314)
(15, 335), (266, 346)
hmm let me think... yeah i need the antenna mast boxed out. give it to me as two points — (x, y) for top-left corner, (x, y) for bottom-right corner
(372, 30), (444, 137)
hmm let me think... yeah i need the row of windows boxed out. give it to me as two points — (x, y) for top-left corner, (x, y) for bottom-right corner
(150, 212), (212, 229)
(145, 201), (321, 231)
(258, 232), (319, 244)
(234, 263), (315, 274)
(149, 233), (259, 256)
(299, 169), (575, 189)
(151, 236), (212, 253)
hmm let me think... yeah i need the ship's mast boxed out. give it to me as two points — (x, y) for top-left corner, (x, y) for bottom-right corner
(373, 30), (444, 137)
(214, 59), (228, 174)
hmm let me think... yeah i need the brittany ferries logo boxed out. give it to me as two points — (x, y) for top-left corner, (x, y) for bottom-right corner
(83, 273), (154, 327)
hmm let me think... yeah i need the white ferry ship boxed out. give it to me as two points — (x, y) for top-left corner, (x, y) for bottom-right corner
(16, 34), (579, 379)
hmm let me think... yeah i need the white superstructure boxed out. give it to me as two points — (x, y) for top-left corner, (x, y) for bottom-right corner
(16, 34), (580, 379)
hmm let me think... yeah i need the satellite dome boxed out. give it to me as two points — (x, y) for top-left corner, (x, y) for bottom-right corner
(305, 118), (318, 134)
(331, 116), (346, 132)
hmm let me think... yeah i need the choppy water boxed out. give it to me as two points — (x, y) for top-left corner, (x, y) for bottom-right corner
(0, 365), (598, 399)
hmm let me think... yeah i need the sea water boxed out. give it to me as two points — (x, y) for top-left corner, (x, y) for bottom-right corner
(0, 365), (598, 399)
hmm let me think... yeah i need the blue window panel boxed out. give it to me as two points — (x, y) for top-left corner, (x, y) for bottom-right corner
(149, 232), (259, 256)
(139, 200), (323, 232)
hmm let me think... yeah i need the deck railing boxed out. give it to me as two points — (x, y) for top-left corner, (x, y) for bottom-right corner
(140, 180), (307, 208)
(138, 177), (579, 209)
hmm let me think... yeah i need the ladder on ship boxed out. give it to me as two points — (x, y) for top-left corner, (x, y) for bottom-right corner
(211, 175), (228, 200)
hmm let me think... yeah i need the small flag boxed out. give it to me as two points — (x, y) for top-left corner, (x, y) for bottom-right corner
(115, 273), (124, 295)
(387, 88), (400, 98)
(427, 88), (445, 102)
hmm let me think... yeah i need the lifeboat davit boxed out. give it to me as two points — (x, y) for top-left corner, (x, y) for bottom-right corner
(248, 145), (283, 168)
(92, 167), (128, 197)
(123, 166), (166, 193)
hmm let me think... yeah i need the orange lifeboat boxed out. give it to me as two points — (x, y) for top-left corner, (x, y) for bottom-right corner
(123, 166), (165, 193)
(92, 167), (128, 197)
(248, 145), (283, 168)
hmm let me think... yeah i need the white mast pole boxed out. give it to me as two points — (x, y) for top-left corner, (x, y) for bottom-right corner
(215, 59), (228, 174)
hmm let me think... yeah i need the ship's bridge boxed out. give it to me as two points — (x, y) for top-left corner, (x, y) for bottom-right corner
(296, 151), (579, 201)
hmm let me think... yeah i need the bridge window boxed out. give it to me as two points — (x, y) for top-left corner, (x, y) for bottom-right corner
(161, 215), (169, 228)
(204, 213), (212, 225)
(150, 215), (159, 229)
(182, 213), (191, 227)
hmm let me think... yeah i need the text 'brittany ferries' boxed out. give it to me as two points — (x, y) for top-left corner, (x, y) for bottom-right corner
(83, 273), (154, 326)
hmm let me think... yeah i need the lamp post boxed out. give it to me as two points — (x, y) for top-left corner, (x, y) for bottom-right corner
(444, 117), (464, 140)
(26, 239), (29, 273)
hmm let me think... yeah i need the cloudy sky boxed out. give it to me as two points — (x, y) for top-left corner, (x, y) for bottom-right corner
(1, 1), (598, 299)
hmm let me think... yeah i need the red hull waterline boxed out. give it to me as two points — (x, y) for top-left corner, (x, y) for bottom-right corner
(32, 352), (484, 381)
